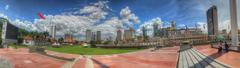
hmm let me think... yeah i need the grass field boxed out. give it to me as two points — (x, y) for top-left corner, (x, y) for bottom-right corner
(47, 45), (144, 55)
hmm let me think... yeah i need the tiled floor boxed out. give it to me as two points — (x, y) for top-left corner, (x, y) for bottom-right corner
(0, 46), (180, 68)
(194, 45), (240, 68)
(0, 48), (66, 68)
(89, 46), (179, 68)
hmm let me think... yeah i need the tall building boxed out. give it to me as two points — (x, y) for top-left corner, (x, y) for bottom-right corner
(91, 32), (96, 41)
(142, 26), (147, 38)
(85, 29), (92, 42)
(124, 30), (131, 40)
(96, 31), (101, 41)
(116, 29), (123, 41)
(49, 25), (56, 39)
(129, 27), (135, 39)
(207, 6), (218, 35)
(153, 23), (159, 37)
(124, 27), (135, 41)
(171, 21), (176, 30)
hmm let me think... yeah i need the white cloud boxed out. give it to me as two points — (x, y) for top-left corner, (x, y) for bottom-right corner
(10, 1), (127, 40)
(5, 5), (9, 10)
(0, 13), (8, 19)
(6, 1), (142, 40)
(219, 19), (230, 33)
(197, 22), (207, 34)
(79, 1), (108, 20)
(120, 6), (140, 25)
(178, 24), (186, 28)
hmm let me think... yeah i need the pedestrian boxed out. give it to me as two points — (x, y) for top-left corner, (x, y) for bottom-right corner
(218, 42), (222, 53)
(224, 41), (229, 52)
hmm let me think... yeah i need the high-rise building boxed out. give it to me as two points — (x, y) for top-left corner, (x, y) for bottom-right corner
(171, 21), (176, 30)
(116, 29), (123, 41)
(49, 25), (56, 39)
(91, 32), (96, 41)
(153, 23), (159, 37)
(124, 30), (131, 40)
(207, 6), (218, 35)
(96, 31), (101, 41)
(142, 26), (147, 38)
(85, 29), (92, 42)
(124, 27), (135, 41)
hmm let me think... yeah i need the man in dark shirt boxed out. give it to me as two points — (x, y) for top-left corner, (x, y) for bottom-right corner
(224, 41), (229, 52)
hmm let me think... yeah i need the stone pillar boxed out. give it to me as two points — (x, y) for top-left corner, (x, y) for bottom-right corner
(230, 0), (239, 50)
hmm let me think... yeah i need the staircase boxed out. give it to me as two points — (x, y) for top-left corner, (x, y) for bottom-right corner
(177, 45), (230, 68)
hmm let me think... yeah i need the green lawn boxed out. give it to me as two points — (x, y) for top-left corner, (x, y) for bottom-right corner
(47, 45), (144, 55)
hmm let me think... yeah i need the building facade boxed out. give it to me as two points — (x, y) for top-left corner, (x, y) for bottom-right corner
(171, 21), (176, 30)
(64, 34), (74, 43)
(91, 32), (96, 41)
(116, 29), (123, 41)
(124, 27), (135, 41)
(96, 31), (101, 41)
(142, 26), (148, 39)
(49, 25), (56, 39)
(153, 23), (159, 37)
(85, 29), (92, 42)
(207, 5), (218, 35)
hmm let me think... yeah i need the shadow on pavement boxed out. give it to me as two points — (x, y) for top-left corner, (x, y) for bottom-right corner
(91, 58), (109, 68)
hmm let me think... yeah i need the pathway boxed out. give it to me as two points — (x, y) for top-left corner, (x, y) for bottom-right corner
(194, 45), (240, 68)
(177, 48), (229, 68)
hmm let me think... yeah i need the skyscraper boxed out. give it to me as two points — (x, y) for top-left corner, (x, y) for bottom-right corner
(142, 26), (147, 38)
(171, 21), (176, 30)
(49, 25), (56, 39)
(124, 30), (131, 41)
(153, 23), (159, 37)
(116, 29), (122, 41)
(96, 31), (101, 41)
(124, 27), (135, 41)
(85, 29), (92, 42)
(91, 32), (96, 41)
(129, 27), (135, 38)
(207, 5), (218, 35)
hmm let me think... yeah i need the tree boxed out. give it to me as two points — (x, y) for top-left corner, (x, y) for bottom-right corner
(17, 29), (29, 43)
(58, 37), (64, 43)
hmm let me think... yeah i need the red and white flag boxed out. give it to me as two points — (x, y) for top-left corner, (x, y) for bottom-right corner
(38, 12), (45, 19)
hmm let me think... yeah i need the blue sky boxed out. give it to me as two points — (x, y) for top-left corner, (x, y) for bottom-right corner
(0, 0), (212, 28)
(1, 0), (232, 39)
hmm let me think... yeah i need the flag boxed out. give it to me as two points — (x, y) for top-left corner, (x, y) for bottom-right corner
(38, 12), (45, 19)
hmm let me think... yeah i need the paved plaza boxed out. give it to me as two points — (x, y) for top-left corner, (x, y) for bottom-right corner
(194, 45), (240, 68)
(0, 45), (239, 68)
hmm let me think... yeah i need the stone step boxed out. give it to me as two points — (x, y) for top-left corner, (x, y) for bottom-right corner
(178, 44), (230, 68)
(184, 49), (195, 68)
(183, 50), (188, 68)
(188, 49), (213, 68)
(177, 50), (184, 68)
(186, 49), (202, 68)
(191, 49), (229, 68)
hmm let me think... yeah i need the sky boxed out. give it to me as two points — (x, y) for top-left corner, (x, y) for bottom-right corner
(0, 0), (237, 40)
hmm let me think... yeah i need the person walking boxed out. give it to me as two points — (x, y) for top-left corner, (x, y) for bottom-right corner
(224, 41), (229, 52)
(218, 42), (223, 53)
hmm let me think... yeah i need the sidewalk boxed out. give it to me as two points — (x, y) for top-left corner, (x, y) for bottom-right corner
(0, 48), (66, 68)
(194, 44), (240, 68)
(80, 46), (180, 68)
